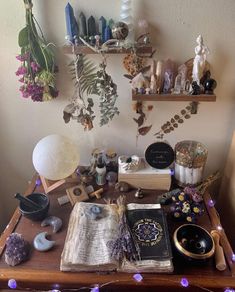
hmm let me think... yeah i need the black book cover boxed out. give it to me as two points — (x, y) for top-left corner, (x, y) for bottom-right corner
(126, 207), (172, 260)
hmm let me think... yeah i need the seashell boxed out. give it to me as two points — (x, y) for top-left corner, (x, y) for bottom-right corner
(33, 232), (55, 252)
(41, 216), (62, 233)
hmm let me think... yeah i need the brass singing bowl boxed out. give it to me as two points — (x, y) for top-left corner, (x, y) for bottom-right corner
(173, 224), (215, 261)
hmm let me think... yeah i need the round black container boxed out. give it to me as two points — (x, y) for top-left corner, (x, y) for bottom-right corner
(145, 142), (174, 169)
(173, 224), (215, 263)
(19, 193), (50, 221)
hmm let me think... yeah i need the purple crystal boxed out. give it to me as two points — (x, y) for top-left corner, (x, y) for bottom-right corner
(5, 233), (30, 266)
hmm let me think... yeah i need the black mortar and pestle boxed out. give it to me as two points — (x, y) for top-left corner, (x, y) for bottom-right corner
(15, 192), (50, 221)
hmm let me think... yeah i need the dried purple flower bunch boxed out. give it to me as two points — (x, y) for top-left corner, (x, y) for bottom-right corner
(106, 196), (140, 262)
(5, 233), (30, 266)
(16, 0), (58, 102)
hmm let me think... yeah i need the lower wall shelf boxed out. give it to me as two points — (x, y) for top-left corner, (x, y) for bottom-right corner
(132, 93), (216, 102)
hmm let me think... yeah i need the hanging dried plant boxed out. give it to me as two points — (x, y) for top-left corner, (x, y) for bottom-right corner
(63, 54), (119, 130)
(63, 54), (98, 130)
(94, 60), (119, 126)
(154, 103), (193, 139)
(133, 101), (153, 138)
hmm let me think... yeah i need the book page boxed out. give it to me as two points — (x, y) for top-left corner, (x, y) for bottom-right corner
(60, 202), (120, 271)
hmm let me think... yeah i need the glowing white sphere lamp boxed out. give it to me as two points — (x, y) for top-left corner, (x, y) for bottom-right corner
(32, 134), (79, 193)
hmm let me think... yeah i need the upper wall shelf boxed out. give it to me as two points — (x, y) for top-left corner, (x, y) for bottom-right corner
(63, 45), (153, 55)
(132, 93), (216, 102)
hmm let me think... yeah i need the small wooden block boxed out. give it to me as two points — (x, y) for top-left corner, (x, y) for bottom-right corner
(66, 184), (89, 206)
(89, 188), (104, 199)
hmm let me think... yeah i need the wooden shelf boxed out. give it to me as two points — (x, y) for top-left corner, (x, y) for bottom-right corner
(132, 93), (216, 102)
(63, 45), (153, 55)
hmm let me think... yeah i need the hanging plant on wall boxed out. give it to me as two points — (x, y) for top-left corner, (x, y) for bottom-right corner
(123, 50), (155, 139)
(63, 52), (119, 130)
(16, 0), (58, 102)
(154, 103), (193, 139)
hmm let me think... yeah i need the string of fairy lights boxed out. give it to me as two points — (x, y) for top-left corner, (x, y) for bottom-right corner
(6, 274), (235, 291)
(4, 179), (235, 291)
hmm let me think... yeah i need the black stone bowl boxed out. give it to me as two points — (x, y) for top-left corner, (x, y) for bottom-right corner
(19, 193), (50, 221)
(173, 224), (215, 263)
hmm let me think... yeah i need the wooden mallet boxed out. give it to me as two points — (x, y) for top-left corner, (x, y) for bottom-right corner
(211, 230), (227, 271)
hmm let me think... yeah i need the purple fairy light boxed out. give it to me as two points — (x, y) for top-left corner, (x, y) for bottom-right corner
(36, 178), (41, 186)
(51, 283), (60, 292)
(224, 288), (235, 292)
(217, 225), (223, 231)
(208, 199), (215, 207)
(180, 277), (189, 287)
(8, 279), (17, 289)
(232, 253), (235, 262)
(91, 286), (99, 292)
(133, 273), (143, 282)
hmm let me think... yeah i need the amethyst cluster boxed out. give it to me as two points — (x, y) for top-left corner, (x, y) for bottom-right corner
(5, 233), (30, 266)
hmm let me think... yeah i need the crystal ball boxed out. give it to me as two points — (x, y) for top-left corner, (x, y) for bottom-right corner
(32, 134), (79, 181)
(111, 22), (129, 40)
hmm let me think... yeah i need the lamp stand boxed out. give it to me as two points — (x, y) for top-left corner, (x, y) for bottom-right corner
(40, 173), (78, 194)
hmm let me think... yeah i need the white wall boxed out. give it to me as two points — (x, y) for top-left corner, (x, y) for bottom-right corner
(1, 0), (235, 232)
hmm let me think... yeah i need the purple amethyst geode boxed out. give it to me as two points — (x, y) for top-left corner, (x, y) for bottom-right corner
(5, 233), (30, 266)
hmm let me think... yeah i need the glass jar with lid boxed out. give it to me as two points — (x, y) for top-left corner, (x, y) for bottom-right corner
(174, 140), (208, 187)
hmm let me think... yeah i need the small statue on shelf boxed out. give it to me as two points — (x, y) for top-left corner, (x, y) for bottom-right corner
(190, 81), (201, 95)
(192, 35), (209, 86)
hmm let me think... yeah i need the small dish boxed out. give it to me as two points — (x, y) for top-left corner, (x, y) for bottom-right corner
(173, 224), (215, 262)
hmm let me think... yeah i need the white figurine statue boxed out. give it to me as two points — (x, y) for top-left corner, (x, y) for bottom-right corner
(192, 35), (209, 85)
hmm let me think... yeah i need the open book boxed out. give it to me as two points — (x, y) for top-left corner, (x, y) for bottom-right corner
(60, 202), (173, 273)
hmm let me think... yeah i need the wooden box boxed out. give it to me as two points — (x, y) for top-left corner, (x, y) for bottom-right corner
(118, 158), (171, 190)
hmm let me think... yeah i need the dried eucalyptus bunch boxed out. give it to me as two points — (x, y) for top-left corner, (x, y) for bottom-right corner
(95, 61), (119, 126)
(63, 54), (98, 130)
(154, 103), (193, 139)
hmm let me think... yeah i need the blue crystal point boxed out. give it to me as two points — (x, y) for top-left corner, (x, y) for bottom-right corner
(65, 2), (79, 43)
(79, 12), (87, 37)
(104, 25), (111, 42)
(87, 16), (96, 36)
(99, 16), (107, 43)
